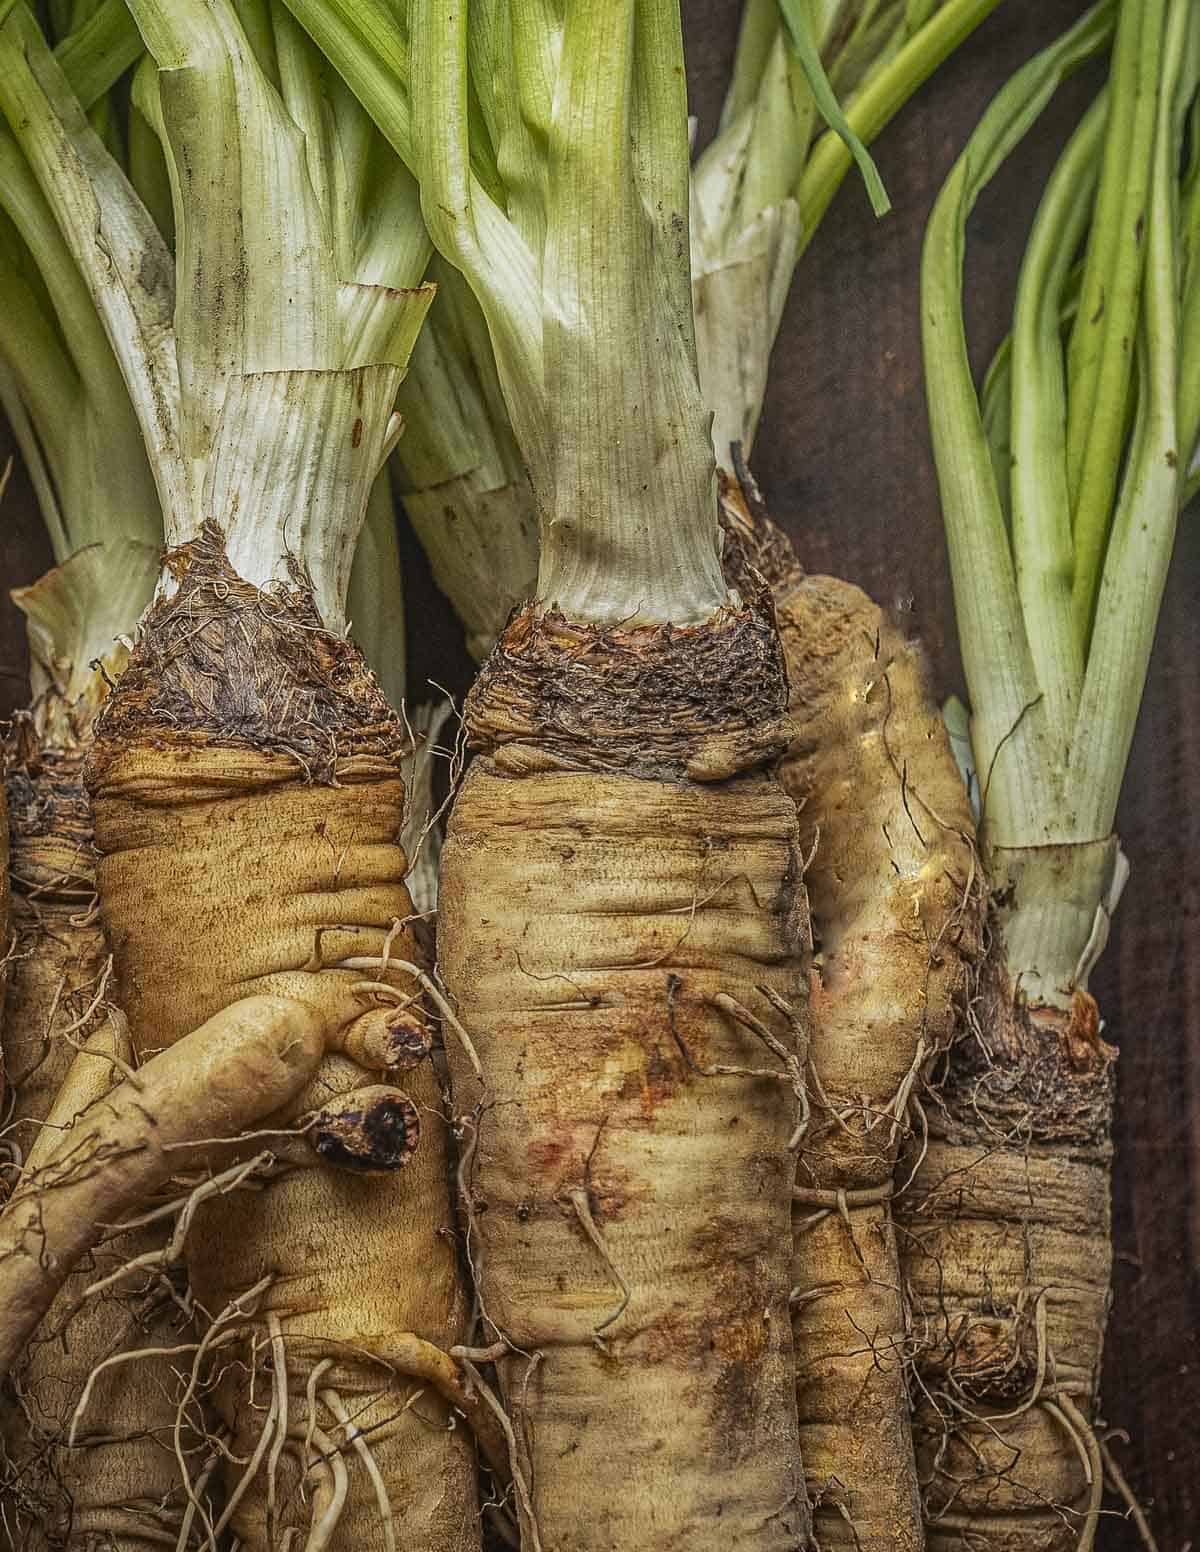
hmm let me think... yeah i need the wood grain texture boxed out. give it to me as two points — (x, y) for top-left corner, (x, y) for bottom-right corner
(0, 3), (1195, 1545)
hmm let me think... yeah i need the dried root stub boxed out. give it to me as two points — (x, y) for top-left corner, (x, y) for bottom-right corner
(897, 947), (1115, 1552)
(722, 474), (983, 1552)
(88, 529), (477, 1552)
(439, 604), (812, 1551)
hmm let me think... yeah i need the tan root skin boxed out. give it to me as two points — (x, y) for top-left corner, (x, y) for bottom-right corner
(1, 665), (202, 1549)
(776, 569), (980, 1552)
(718, 472), (982, 1552)
(2, 738), (105, 1134)
(4, 1019), (222, 1548)
(898, 954), (1114, 1552)
(91, 738), (477, 1552)
(0, 994), (324, 1376)
(2, 543), (151, 1124)
(439, 596), (811, 1550)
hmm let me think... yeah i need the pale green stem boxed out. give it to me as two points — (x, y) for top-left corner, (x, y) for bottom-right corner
(0, 260), (80, 504)
(925, 153), (1043, 843)
(718, 0), (781, 130)
(280, 0), (414, 162)
(0, 6), (185, 525)
(920, 0), (1115, 847)
(409, 0), (725, 625)
(127, 78), (174, 241)
(732, 26), (819, 224)
(0, 131), (130, 417)
(535, 0), (724, 623)
(982, 255), (1089, 526)
(979, 332), (1013, 522)
(88, 86), (125, 163)
(129, 0), (345, 505)
(238, 0), (283, 87)
(954, 0), (1194, 1004)
(692, 0), (998, 470)
(467, 0), (555, 267)
(254, 18), (425, 679)
(1071, 0), (1194, 841)
(273, 0), (337, 218)
(394, 257), (525, 499)
(351, 146), (430, 290)
(1180, 257), (1200, 470)
(1008, 97), (1104, 733)
(250, 16), (426, 663)
(0, 350), (68, 561)
(1175, 15), (1200, 468)
(14, 541), (160, 732)
(988, 835), (1122, 1004)
(1066, 0), (1166, 645)
(271, 0), (427, 285)
(410, 0), (545, 498)
(347, 471), (406, 709)
(330, 67), (376, 240)
(0, 128), (159, 556)
(55, 0), (142, 113)
(391, 263), (536, 659)
(826, 0), (909, 101)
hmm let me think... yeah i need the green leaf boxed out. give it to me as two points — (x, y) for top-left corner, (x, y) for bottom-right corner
(776, 0), (890, 216)
(979, 332), (1013, 522)
(919, 0), (1115, 845)
(348, 470), (406, 705)
(795, 0), (1005, 248)
(0, 5), (182, 522)
(0, 335), (70, 557)
(1007, 94), (1105, 731)
(55, 0), (143, 111)
(410, 0), (543, 488)
(1072, 0), (1197, 837)
(1066, 0), (1168, 646)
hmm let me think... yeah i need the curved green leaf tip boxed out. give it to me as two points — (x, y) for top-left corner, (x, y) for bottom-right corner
(776, 0), (892, 217)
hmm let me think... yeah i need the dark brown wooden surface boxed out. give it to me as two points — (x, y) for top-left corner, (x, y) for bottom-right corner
(1, 3), (1196, 1545)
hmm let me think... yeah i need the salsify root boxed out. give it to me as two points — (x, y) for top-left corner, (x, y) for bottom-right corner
(88, 531), (478, 1551)
(3, 1014), (210, 1550)
(2, 722), (110, 1146)
(721, 473), (982, 1552)
(897, 946), (1115, 1552)
(0, 993), (323, 1377)
(437, 604), (811, 1551)
(0, 586), (219, 1549)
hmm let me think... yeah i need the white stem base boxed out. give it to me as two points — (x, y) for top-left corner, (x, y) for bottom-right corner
(986, 834), (1124, 1007)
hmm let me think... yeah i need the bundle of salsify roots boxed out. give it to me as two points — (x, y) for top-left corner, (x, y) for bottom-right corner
(0, 1), (1189, 1549)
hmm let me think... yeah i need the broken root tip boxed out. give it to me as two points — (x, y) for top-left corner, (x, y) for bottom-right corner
(339, 1004), (433, 1072)
(310, 1085), (420, 1173)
